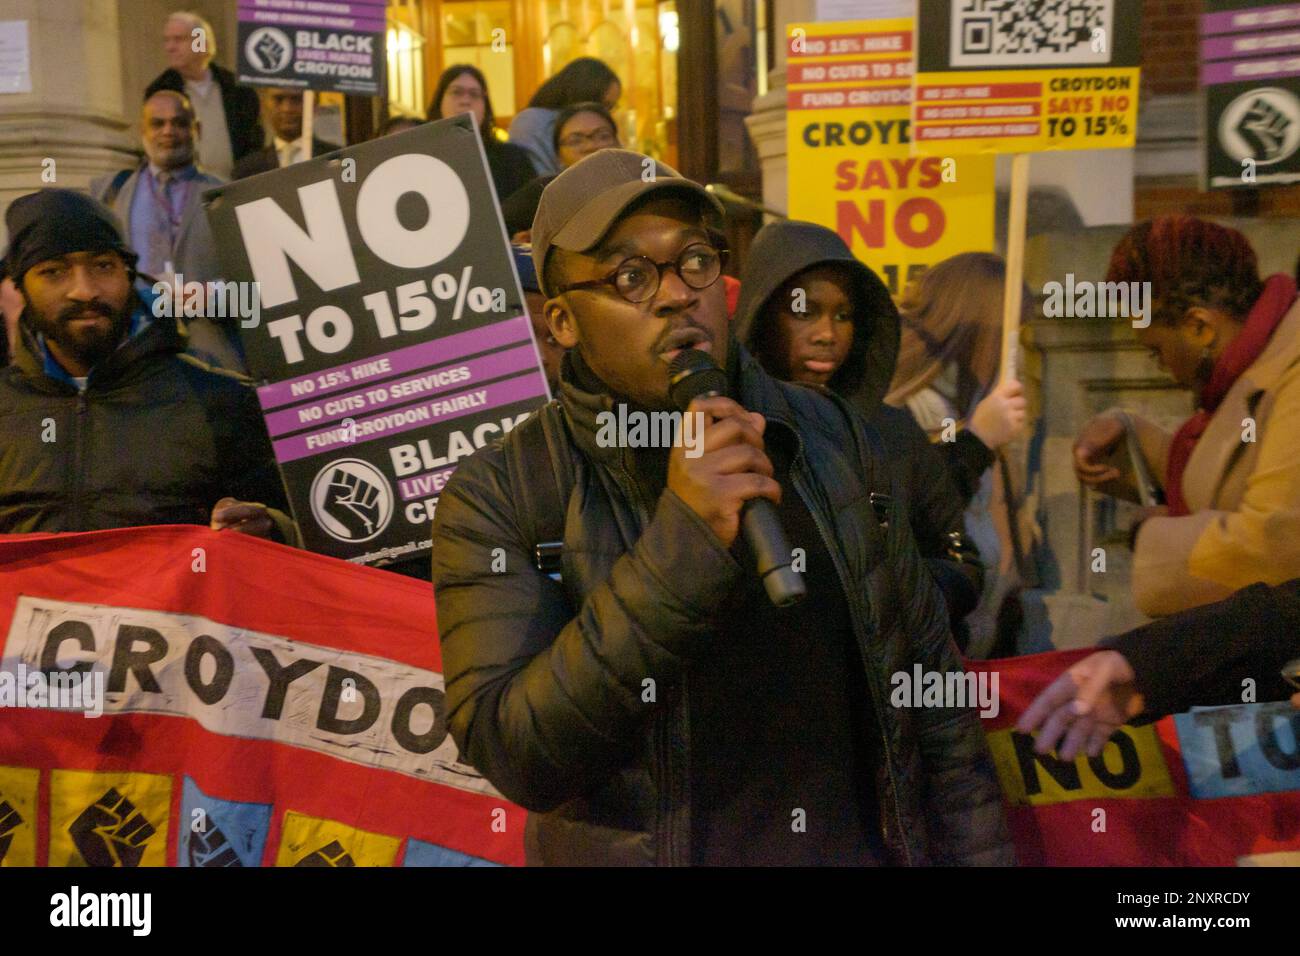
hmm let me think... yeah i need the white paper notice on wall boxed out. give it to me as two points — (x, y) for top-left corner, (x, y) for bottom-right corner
(0, 21), (32, 95)
(816, 0), (914, 20)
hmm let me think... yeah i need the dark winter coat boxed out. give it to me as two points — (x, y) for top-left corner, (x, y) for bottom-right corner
(430, 337), (1015, 866)
(1104, 579), (1300, 717)
(0, 301), (293, 540)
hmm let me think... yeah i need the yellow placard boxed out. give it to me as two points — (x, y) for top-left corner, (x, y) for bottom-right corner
(49, 769), (172, 867)
(0, 766), (40, 867)
(987, 724), (1177, 807)
(911, 66), (1140, 155)
(276, 810), (402, 867)
(787, 20), (995, 296)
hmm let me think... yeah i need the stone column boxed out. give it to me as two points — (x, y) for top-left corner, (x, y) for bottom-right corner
(0, 0), (136, 235)
(744, 0), (816, 217)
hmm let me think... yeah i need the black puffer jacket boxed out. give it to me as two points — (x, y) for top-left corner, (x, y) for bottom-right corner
(431, 339), (1014, 866)
(734, 221), (985, 631)
(0, 308), (293, 539)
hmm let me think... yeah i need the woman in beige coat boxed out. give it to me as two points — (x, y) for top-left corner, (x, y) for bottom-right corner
(1074, 216), (1300, 617)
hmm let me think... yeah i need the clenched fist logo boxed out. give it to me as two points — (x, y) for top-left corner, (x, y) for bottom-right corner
(69, 788), (155, 867)
(187, 822), (244, 867)
(243, 27), (293, 73)
(1237, 97), (1291, 161)
(0, 799), (22, 863)
(1220, 87), (1300, 166)
(325, 468), (382, 537)
(294, 839), (356, 867)
(310, 459), (393, 543)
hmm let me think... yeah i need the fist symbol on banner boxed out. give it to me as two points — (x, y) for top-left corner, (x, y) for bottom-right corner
(69, 788), (156, 867)
(187, 822), (244, 867)
(294, 839), (356, 867)
(0, 799), (22, 863)
(325, 468), (382, 538)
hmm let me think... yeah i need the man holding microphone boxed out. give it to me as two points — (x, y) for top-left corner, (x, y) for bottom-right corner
(430, 150), (1012, 866)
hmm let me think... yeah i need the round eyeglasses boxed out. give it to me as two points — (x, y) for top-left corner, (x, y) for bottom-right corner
(559, 128), (618, 150)
(558, 243), (727, 304)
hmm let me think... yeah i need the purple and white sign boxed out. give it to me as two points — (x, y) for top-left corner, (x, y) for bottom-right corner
(237, 0), (385, 96)
(203, 118), (549, 566)
(1202, 1), (1300, 188)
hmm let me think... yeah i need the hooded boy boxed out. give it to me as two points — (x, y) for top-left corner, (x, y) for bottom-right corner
(735, 220), (985, 640)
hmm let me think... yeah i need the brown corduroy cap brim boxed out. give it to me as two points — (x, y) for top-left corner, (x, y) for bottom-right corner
(530, 149), (725, 297)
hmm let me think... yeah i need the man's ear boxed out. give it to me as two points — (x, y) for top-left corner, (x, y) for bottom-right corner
(546, 296), (579, 349)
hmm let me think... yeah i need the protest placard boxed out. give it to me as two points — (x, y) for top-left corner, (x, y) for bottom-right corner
(1201, 0), (1300, 189)
(204, 116), (549, 566)
(911, 0), (1142, 156)
(786, 18), (995, 296)
(236, 0), (385, 96)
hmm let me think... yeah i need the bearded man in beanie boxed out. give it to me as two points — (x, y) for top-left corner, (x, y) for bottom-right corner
(430, 150), (1013, 866)
(0, 188), (295, 541)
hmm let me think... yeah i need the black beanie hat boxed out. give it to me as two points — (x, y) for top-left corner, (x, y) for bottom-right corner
(1, 189), (138, 285)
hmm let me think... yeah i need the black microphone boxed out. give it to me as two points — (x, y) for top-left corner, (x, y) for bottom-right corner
(667, 348), (807, 607)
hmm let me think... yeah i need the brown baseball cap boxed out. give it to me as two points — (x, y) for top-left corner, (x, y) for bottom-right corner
(530, 149), (725, 297)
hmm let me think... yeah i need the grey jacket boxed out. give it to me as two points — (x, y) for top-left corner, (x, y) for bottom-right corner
(91, 164), (225, 283)
(90, 165), (245, 373)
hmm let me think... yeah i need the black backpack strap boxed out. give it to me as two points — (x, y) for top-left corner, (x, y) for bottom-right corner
(103, 167), (135, 207)
(507, 400), (576, 577)
(821, 391), (895, 529)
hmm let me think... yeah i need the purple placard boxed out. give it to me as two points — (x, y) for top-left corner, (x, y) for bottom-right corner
(1201, 53), (1300, 84)
(237, 6), (387, 32)
(1202, 29), (1300, 60)
(1203, 3), (1300, 37)
(256, 315), (531, 411)
(397, 466), (455, 502)
(262, 344), (538, 437)
(271, 370), (548, 463)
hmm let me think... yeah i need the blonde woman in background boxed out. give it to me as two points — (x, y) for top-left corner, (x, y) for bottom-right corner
(885, 252), (1032, 658)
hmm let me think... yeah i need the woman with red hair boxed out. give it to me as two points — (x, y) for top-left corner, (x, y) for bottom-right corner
(1074, 216), (1300, 616)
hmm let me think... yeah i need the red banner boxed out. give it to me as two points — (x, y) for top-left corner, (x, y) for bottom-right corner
(3, 527), (1296, 866)
(0, 526), (526, 867)
(970, 654), (1300, 866)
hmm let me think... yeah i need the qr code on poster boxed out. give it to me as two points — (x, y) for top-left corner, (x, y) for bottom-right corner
(949, 0), (1114, 68)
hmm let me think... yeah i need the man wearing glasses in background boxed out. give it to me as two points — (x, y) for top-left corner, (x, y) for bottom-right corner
(430, 150), (1012, 866)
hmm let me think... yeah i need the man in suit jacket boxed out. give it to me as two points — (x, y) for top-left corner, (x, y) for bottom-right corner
(91, 91), (242, 372)
(232, 88), (336, 179)
(145, 11), (262, 180)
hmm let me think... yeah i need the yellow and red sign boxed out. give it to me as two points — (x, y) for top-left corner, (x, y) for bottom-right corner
(910, 68), (1140, 155)
(910, 0), (1142, 155)
(786, 19), (995, 296)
